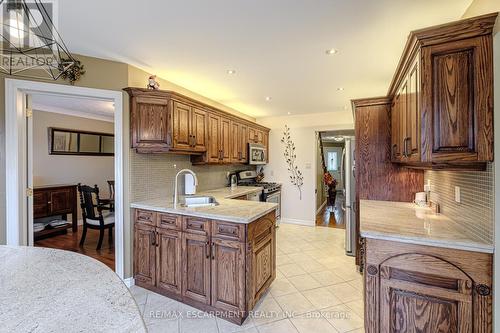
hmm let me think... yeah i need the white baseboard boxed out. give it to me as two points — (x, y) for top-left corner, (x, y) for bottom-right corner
(316, 200), (327, 214)
(280, 218), (315, 227)
(123, 277), (135, 288)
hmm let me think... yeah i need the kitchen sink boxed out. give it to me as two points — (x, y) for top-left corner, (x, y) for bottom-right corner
(181, 196), (219, 207)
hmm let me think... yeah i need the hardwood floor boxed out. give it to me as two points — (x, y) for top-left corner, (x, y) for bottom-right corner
(316, 193), (345, 229)
(35, 228), (115, 270)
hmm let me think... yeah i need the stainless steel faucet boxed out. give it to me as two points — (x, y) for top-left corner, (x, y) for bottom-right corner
(173, 169), (198, 208)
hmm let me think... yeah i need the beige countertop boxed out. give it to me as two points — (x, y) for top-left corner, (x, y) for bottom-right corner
(131, 186), (277, 224)
(360, 200), (493, 253)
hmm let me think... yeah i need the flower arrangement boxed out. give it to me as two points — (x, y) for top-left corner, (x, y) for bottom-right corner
(323, 172), (338, 188)
(59, 58), (85, 85)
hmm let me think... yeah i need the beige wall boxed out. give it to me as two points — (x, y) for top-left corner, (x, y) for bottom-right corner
(32, 111), (115, 220)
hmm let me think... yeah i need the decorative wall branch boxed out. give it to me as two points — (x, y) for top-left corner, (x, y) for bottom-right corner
(281, 125), (304, 200)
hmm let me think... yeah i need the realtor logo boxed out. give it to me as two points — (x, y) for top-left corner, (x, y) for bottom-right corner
(0, 0), (74, 79)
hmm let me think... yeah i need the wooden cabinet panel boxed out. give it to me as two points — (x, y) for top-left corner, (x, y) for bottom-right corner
(230, 121), (241, 163)
(212, 220), (245, 241)
(207, 113), (221, 163)
(33, 191), (48, 218)
(157, 229), (182, 296)
(364, 238), (492, 333)
(390, 98), (401, 162)
(421, 36), (492, 163)
(192, 108), (208, 152)
(263, 131), (269, 162)
(240, 124), (248, 163)
(182, 216), (210, 236)
(131, 96), (171, 152)
(172, 101), (192, 150)
(134, 223), (156, 288)
(220, 117), (231, 163)
(248, 127), (257, 143)
(211, 238), (245, 313)
(49, 188), (72, 215)
(406, 58), (420, 160)
(158, 213), (181, 230)
(136, 209), (156, 227)
(182, 232), (211, 305)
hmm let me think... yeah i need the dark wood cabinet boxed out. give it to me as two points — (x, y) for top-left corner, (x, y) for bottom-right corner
(133, 209), (276, 324)
(133, 223), (156, 289)
(387, 13), (496, 169)
(33, 185), (78, 239)
(182, 232), (211, 305)
(157, 228), (182, 296)
(365, 238), (492, 333)
(125, 88), (270, 164)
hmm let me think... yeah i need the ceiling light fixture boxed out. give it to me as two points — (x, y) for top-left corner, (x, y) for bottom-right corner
(226, 69), (236, 75)
(337, 87), (344, 91)
(325, 48), (338, 55)
(265, 96), (272, 101)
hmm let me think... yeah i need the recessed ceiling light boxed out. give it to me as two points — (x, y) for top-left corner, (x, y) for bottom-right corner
(287, 112), (291, 115)
(337, 87), (344, 91)
(325, 49), (338, 55)
(227, 69), (236, 75)
(265, 96), (272, 101)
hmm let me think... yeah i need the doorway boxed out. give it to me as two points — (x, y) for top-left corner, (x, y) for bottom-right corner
(5, 78), (125, 279)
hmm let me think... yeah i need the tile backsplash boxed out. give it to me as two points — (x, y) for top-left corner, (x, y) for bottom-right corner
(425, 163), (494, 244)
(130, 151), (254, 202)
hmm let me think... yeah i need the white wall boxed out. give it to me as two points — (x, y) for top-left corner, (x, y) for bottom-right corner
(258, 111), (353, 225)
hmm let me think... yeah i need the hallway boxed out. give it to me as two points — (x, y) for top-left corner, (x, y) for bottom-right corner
(316, 193), (346, 229)
(130, 223), (363, 333)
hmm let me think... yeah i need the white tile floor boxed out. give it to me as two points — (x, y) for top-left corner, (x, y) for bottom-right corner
(130, 223), (364, 333)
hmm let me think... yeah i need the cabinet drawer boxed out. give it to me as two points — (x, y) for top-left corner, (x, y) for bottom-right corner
(158, 212), (181, 230)
(135, 209), (156, 226)
(182, 216), (210, 235)
(212, 220), (245, 241)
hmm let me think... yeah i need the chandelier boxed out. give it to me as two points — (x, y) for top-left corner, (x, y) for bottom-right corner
(0, 0), (76, 80)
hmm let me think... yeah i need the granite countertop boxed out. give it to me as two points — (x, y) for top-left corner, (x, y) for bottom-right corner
(0, 246), (146, 333)
(131, 186), (277, 224)
(360, 200), (493, 253)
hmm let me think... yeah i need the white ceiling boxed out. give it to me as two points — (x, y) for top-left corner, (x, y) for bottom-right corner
(57, 0), (471, 118)
(31, 93), (114, 122)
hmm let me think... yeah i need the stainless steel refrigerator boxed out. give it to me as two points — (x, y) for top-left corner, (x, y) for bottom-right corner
(341, 137), (356, 256)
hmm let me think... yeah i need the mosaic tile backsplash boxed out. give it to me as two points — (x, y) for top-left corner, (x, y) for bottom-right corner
(130, 151), (254, 202)
(425, 163), (494, 244)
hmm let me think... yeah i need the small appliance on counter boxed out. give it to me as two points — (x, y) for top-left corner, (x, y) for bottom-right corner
(414, 192), (427, 207)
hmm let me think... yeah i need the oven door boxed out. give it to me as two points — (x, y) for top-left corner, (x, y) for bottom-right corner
(266, 191), (281, 220)
(248, 144), (267, 165)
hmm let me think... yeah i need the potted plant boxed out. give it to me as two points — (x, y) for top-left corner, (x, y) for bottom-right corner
(323, 172), (338, 206)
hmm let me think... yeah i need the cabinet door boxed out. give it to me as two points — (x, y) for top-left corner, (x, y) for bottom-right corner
(220, 116), (231, 163)
(422, 36), (493, 162)
(156, 228), (182, 296)
(207, 113), (221, 163)
(248, 127), (257, 143)
(49, 188), (72, 215)
(182, 232), (211, 305)
(191, 108), (208, 152)
(172, 101), (192, 150)
(230, 121), (241, 163)
(263, 131), (269, 162)
(240, 123), (248, 163)
(256, 130), (264, 144)
(131, 96), (171, 152)
(399, 81), (408, 160)
(211, 238), (245, 313)
(134, 224), (156, 288)
(33, 190), (48, 218)
(378, 253), (473, 333)
(406, 57), (420, 161)
(390, 99), (401, 162)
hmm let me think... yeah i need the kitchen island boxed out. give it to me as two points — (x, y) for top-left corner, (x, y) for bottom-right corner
(360, 199), (493, 332)
(0, 246), (146, 333)
(130, 186), (278, 325)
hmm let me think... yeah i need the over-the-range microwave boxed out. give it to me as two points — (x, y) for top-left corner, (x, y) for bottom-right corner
(248, 143), (267, 165)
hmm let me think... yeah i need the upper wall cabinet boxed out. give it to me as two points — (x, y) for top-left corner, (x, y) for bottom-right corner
(125, 88), (270, 164)
(388, 13), (497, 169)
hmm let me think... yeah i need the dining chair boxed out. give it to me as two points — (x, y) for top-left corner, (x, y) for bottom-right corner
(77, 183), (115, 250)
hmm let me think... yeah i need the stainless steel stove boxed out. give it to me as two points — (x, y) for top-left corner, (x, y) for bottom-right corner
(235, 170), (281, 220)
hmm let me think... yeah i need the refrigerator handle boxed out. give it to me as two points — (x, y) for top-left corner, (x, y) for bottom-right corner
(340, 148), (346, 187)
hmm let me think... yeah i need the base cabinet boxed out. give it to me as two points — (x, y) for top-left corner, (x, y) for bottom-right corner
(134, 209), (276, 324)
(364, 238), (492, 333)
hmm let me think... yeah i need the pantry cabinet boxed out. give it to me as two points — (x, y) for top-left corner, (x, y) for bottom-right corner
(364, 238), (492, 333)
(133, 209), (277, 324)
(125, 88), (269, 164)
(388, 13), (496, 169)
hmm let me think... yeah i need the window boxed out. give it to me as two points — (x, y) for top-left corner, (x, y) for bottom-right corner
(327, 151), (338, 171)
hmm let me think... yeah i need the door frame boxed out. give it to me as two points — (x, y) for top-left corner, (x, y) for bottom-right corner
(5, 78), (125, 279)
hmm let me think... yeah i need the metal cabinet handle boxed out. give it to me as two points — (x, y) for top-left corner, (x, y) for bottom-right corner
(402, 138), (408, 157)
(406, 137), (411, 157)
(392, 144), (397, 159)
(156, 232), (159, 247)
(211, 242), (215, 260)
(150, 232), (156, 246)
(205, 241), (210, 259)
